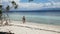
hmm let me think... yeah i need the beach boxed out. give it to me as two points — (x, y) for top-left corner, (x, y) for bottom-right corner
(0, 11), (60, 34)
(1, 0), (60, 34)
(0, 20), (60, 34)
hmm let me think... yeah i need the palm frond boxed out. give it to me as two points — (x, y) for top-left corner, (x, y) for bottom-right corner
(11, 1), (16, 5)
(0, 5), (2, 9)
(0, 9), (2, 14)
(6, 5), (10, 11)
(14, 5), (18, 9)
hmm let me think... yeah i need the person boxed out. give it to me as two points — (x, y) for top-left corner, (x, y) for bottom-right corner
(22, 16), (25, 24)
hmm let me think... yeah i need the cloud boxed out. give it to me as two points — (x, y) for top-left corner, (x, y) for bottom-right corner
(2, 0), (20, 2)
(2, 0), (20, 8)
(16, 2), (60, 10)
(2, 0), (20, 5)
(44, 2), (60, 8)
(18, 3), (43, 8)
(48, 0), (60, 2)
(2, 0), (60, 10)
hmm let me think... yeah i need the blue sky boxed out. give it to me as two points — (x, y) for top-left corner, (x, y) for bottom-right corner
(20, 0), (60, 3)
(2, 0), (60, 11)
(20, 0), (48, 3)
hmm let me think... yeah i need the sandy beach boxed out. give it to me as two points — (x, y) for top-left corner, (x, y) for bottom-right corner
(0, 21), (60, 34)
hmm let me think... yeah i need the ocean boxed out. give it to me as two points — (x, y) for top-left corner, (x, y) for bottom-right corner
(2, 10), (60, 26)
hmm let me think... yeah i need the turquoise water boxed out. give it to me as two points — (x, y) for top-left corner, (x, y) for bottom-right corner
(3, 11), (60, 26)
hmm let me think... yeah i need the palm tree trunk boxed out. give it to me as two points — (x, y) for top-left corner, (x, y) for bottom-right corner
(6, 11), (10, 22)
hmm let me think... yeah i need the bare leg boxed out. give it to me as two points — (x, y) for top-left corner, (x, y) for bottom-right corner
(23, 20), (25, 24)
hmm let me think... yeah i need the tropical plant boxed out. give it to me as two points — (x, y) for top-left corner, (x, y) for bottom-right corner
(0, 9), (2, 18)
(0, 5), (2, 19)
(0, 1), (18, 25)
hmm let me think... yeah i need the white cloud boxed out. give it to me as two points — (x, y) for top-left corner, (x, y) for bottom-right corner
(2, 0), (20, 3)
(2, 0), (60, 10)
(17, 2), (60, 9)
(18, 3), (44, 9)
(2, 0), (20, 8)
(2, 0), (9, 2)
(10, 0), (20, 4)
(10, 2), (60, 10)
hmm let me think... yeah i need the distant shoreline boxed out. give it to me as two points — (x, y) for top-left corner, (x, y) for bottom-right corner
(2, 10), (60, 12)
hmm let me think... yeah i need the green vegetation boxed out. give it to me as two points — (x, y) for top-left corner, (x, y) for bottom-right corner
(0, 1), (18, 25)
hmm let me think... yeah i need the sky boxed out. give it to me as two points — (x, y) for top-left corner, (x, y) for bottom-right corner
(1, 0), (60, 11)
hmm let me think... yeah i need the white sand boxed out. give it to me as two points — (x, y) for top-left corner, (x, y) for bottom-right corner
(0, 21), (60, 34)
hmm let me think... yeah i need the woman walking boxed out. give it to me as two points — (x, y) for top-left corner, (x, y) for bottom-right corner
(22, 16), (26, 24)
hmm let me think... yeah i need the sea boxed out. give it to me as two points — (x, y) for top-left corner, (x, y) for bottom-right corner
(2, 10), (60, 26)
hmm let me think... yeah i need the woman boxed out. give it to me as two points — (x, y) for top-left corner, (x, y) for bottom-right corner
(22, 16), (25, 24)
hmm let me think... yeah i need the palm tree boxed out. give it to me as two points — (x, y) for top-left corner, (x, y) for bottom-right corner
(0, 5), (2, 20)
(5, 1), (18, 25)
(5, 1), (18, 16)
(0, 9), (2, 20)
(0, 1), (18, 25)
(0, 5), (3, 25)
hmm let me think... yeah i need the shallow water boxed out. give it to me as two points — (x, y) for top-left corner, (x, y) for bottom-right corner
(2, 11), (60, 26)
